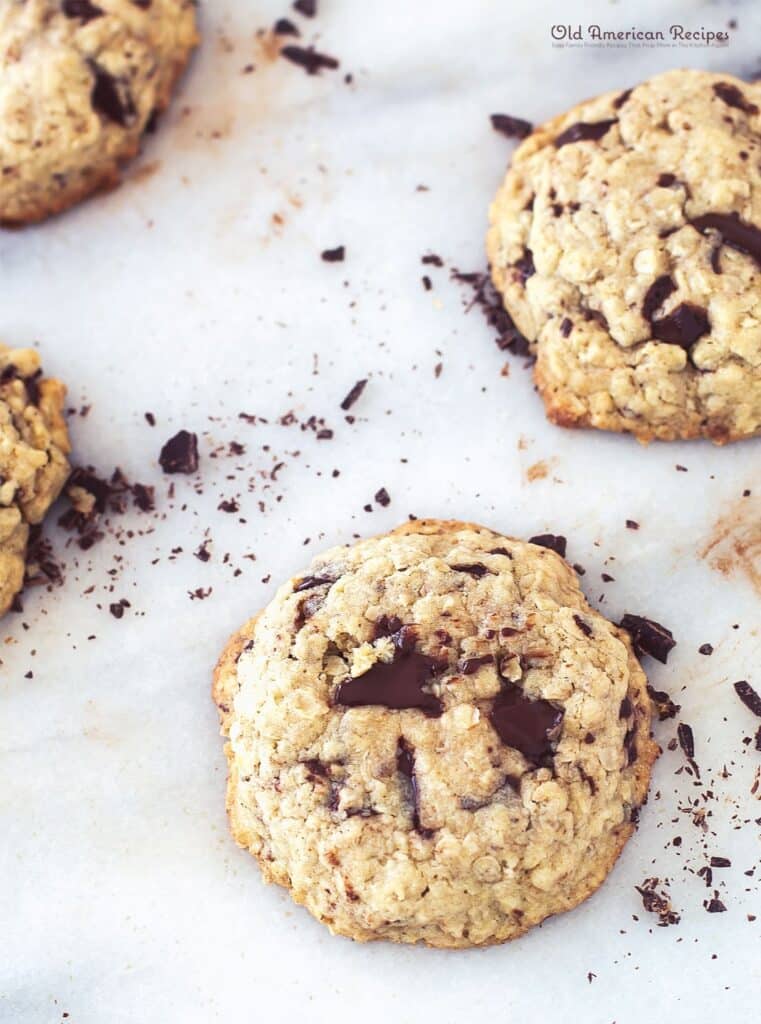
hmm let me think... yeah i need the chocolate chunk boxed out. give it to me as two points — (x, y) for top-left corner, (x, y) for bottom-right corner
(451, 563), (488, 578)
(647, 684), (680, 721)
(573, 614), (592, 637)
(705, 897), (727, 913)
(642, 275), (676, 322)
(620, 613), (676, 664)
(373, 614), (402, 638)
(490, 113), (533, 139)
(158, 430), (199, 474)
(619, 697), (633, 718)
(734, 680), (761, 717)
(62, 0), (103, 22)
(513, 247), (535, 285)
(374, 487), (390, 507)
(691, 212), (761, 269)
(397, 739), (433, 837)
(109, 600), (129, 619)
(293, 574), (335, 592)
(321, 245), (345, 262)
(651, 304), (710, 349)
(636, 878), (680, 926)
(712, 82), (759, 115)
(340, 378), (366, 410)
(302, 758), (328, 779)
(626, 519), (639, 530)
(273, 17), (299, 35)
(612, 88), (632, 110)
(560, 317), (572, 337)
(489, 686), (564, 763)
(293, 0), (316, 15)
(89, 63), (135, 126)
(132, 483), (154, 512)
(422, 253), (443, 267)
(698, 643), (713, 656)
(281, 45), (338, 75)
(710, 856), (731, 868)
(624, 726), (637, 765)
(335, 644), (444, 716)
(460, 654), (493, 675)
(529, 533), (567, 558)
(677, 722), (695, 760)
(488, 546), (510, 556)
(657, 173), (676, 187)
(554, 119), (617, 148)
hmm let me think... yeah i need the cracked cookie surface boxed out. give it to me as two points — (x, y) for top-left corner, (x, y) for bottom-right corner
(0, 344), (70, 617)
(0, 0), (198, 225)
(213, 519), (658, 948)
(487, 69), (761, 443)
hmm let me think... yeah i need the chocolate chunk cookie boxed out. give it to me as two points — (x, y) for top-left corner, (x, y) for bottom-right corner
(0, 344), (71, 617)
(487, 69), (761, 443)
(0, 0), (198, 225)
(213, 519), (658, 948)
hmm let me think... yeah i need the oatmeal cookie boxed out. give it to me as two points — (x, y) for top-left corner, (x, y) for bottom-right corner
(0, 0), (198, 225)
(487, 69), (761, 442)
(213, 519), (658, 947)
(0, 344), (70, 617)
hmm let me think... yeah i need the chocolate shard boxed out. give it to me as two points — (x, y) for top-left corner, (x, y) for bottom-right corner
(529, 533), (567, 558)
(340, 378), (367, 410)
(489, 686), (564, 763)
(651, 303), (710, 349)
(321, 245), (344, 262)
(335, 645), (444, 716)
(490, 113), (533, 140)
(158, 430), (199, 474)
(613, 88), (632, 110)
(281, 44), (338, 75)
(450, 563), (488, 578)
(734, 680), (761, 718)
(620, 613), (676, 664)
(677, 721), (695, 760)
(554, 119), (617, 148)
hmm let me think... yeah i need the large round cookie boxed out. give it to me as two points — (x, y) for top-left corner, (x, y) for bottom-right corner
(487, 68), (761, 443)
(213, 519), (658, 948)
(0, 0), (198, 225)
(0, 344), (71, 617)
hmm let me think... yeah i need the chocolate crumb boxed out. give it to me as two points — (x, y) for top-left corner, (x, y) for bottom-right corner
(677, 722), (695, 760)
(321, 245), (345, 262)
(647, 685), (680, 721)
(374, 487), (390, 507)
(144, 411), (156, 426)
(698, 643), (714, 656)
(159, 430), (199, 475)
(626, 519), (639, 530)
(293, 0), (316, 15)
(273, 17), (299, 35)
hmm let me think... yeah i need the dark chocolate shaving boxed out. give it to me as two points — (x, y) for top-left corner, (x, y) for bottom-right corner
(734, 680), (761, 718)
(281, 45), (338, 75)
(340, 378), (367, 410)
(490, 113), (533, 139)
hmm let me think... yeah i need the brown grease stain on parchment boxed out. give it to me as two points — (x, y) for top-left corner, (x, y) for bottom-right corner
(699, 495), (761, 596)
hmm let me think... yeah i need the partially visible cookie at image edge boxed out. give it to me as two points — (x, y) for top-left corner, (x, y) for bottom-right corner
(0, 0), (199, 226)
(213, 519), (658, 948)
(0, 344), (71, 617)
(487, 68), (761, 443)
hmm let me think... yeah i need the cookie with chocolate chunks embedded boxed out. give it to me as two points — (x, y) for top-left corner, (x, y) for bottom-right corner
(213, 518), (658, 948)
(0, 0), (198, 225)
(487, 69), (761, 443)
(0, 343), (71, 618)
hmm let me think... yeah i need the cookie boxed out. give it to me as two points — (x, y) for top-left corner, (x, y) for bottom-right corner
(213, 519), (658, 948)
(0, 344), (71, 617)
(487, 69), (761, 443)
(0, 0), (199, 225)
